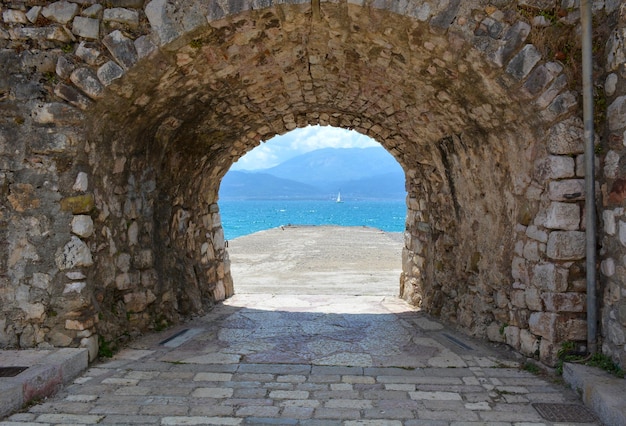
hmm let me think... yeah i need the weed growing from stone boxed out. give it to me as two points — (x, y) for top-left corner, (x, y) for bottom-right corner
(556, 341), (625, 378)
(98, 336), (114, 358)
(522, 361), (541, 374)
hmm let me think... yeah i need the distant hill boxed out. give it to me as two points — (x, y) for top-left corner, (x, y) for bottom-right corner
(219, 147), (406, 200)
(265, 147), (402, 187)
(220, 171), (325, 200)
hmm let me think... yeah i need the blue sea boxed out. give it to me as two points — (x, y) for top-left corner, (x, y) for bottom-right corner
(219, 199), (407, 240)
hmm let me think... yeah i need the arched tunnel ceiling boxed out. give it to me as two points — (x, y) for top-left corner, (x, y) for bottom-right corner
(89, 3), (539, 182)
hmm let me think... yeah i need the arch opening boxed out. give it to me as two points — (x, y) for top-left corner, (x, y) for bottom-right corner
(218, 125), (407, 296)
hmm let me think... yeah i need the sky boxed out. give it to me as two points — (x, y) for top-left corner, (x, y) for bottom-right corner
(230, 125), (380, 171)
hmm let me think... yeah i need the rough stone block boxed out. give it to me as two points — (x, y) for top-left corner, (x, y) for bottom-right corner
(54, 83), (92, 110)
(511, 256), (528, 283)
(561, 318), (587, 341)
(542, 292), (586, 312)
(534, 155), (575, 181)
(506, 44), (542, 80)
(60, 194), (95, 214)
(526, 225), (548, 243)
(32, 102), (84, 125)
(141, 269), (158, 288)
(55, 236), (93, 270)
(504, 325), (521, 349)
(124, 291), (156, 312)
(63, 281), (86, 294)
(70, 68), (104, 99)
(115, 273), (132, 290)
(541, 91), (578, 122)
(428, 0), (460, 33)
(72, 16), (100, 40)
(618, 301), (626, 327)
(73, 172), (89, 192)
(475, 17), (504, 38)
(529, 312), (557, 340)
(103, 30), (138, 70)
(82, 4), (104, 18)
(531, 263), (567, 292)
(42, 1), (79, 24)
(547, 231), (585, 260)
(604, 150), (620, 179)
(608, 95), (626, 131)
(525, 286), (543, 311)
(521, 63), (557, 98)
(10, 26), (72, 42)
(26, 6), (42, 23)
(116, 253), (131, 272)
(56, 56), (75, 80)
(76, 41), (102, 66)
(145, 0), (183, 45)
(539, 338), (559, 366)
(48, 331), (73, 347)
(65, 317), (95, 331)
(523, 240), (540, 261)
(492, 21), (531, 67)
(511, 290), (526, 308)
(103, 8), (139, 27)
(29, 132), (69, 154)
(97, 61), (124, 86)
(535, 73), (567, 109)
(601, 258), (615, 277)
(134, 250), (154, 269)
(605, 73), (618, 96)
(519, 329), (539, 356)
(542, 202), (580, 230)
(606, 28), (626, 72)
(487, 322), (506, 343)
(548, 179), (584, 201)
(547, 117), (584, 155)
(135, 35), (157, 59)
(3, 9), (28, 24)
(71, 215), (94, 238)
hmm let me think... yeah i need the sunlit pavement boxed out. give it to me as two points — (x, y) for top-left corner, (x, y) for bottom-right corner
(1, 293), (599, 425)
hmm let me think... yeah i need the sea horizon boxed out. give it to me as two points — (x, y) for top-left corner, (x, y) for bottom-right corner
(219, 198), (407, 241)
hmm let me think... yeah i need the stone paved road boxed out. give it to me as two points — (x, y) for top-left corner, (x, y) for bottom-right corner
(1, 294), (599, 425)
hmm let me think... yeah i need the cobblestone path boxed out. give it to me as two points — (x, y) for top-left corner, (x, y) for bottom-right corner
(1, 294), (598, 425)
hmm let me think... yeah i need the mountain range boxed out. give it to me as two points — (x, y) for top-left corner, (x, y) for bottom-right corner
(219, 147), (406, 200)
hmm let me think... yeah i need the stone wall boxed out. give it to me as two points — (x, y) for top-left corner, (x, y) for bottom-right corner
(0, 0), (622, 367)
(601, 3), (626, 368)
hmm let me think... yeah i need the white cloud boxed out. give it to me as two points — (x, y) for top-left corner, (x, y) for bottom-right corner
(230, 125), (380, 170)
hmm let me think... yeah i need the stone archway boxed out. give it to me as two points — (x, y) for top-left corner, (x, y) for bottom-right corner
(1, 0), (598, 366)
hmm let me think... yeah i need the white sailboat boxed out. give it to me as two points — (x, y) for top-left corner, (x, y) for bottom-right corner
(336, 191), (343, 203)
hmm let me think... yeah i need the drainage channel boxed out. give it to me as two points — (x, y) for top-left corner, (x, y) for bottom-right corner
(159, 328), (205, 348)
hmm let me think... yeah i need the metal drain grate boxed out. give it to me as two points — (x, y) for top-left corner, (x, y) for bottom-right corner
(533, 403), (597, 423)
(0, 366), (28, 377)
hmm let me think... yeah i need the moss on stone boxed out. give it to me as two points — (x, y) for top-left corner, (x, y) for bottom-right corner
(60, 194), (95, 214)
